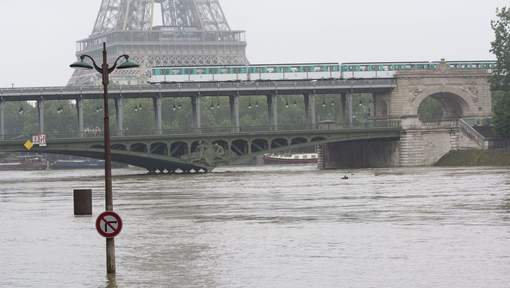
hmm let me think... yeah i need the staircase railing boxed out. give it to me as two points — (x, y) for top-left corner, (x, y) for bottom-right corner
(459, 118), (488, 149)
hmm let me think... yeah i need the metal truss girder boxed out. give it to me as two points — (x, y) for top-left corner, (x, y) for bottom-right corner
(194, 0), (230, 30)
(92, 0), (231, 35)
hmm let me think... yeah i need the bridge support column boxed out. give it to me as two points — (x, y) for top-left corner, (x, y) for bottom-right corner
(153, 95), (163, 135)
(319, 139), (400, 169)
(267, 95), (278, 130)
(76, 98), (84, 137)
(229, 94), (240, 133)
(37, 99), (45, 134)
(114, 97), (124, 136)
(335, 94), (344, 126)
(0, 99), (5, 140)
(304, 94), (316, 128)
(372, 92), (390, 120)
(340, 93), (353, 127)
(191, 95), (201, 131)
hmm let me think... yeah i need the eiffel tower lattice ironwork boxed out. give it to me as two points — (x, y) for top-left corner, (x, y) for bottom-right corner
(68, 0), (249, 86)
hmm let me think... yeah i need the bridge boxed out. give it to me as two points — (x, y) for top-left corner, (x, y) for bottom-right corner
(0, 123), (401, 173)
(0, 60), (492, 172)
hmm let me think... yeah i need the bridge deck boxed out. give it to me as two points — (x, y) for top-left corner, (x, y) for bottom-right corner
(0, 79), (396, 101)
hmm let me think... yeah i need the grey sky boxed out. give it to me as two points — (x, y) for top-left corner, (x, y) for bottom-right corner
(0, 0), (506, 87)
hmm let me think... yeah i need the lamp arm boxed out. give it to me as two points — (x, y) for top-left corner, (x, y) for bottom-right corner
(80, 55), (102, 73)
(109, 55), (130, 73)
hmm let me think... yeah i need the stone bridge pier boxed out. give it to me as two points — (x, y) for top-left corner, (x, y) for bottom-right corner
(320, 60), (492, 169)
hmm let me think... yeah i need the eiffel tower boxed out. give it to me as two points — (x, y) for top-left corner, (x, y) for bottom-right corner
(68, 0), (249, 86)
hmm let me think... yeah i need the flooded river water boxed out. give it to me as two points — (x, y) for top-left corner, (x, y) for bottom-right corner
(0, 165), (509, 287)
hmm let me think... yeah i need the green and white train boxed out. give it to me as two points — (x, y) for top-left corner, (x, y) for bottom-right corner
(149, 60), (496, 83)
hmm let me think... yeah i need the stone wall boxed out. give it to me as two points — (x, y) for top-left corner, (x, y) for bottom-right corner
(319, 139), (400, 170)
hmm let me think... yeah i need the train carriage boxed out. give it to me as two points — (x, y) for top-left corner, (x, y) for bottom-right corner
(149, 60), (497, 84)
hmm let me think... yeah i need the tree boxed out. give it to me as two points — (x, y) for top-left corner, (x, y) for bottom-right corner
(491, 7), (510, 137)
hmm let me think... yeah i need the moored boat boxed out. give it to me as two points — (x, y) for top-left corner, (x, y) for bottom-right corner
(263, 153), (318, 165)
(0, 156), (48, 171)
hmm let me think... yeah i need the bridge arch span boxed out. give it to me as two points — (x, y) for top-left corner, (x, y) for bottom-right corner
(291, 137), (309, 145)
(150, 142), (169, 155)
(271, 138), (289, 149)
(111, 144), (127, 151)
(170, 141), (189, 158)
(212, 140), (229, 152)
(131, 143), (148, 153)
(311, 136), (327, 142)
(251, 138), (269, 153)
(412, 86), (478, 120)
(231, 139), (249, 156)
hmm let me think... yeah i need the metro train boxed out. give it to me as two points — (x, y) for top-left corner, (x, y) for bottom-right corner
(149, 60), (497, 83)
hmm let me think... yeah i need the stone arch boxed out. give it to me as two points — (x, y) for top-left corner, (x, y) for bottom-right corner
(411, 86), (477, 118)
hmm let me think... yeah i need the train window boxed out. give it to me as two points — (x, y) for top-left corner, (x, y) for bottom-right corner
(209, 68), (218, 74)
(152, 69), (160, 76)
(196, 69), (204, 75)
(185, 68), (194, 75)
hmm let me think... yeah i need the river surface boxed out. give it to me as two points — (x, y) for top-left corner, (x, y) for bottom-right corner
(0, 165), (509, 288)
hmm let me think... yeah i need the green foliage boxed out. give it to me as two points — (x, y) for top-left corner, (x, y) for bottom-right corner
(491, 7), (510, 137)
(418, 97), (443, 122)
(493, 91), (510, 137)
(490, 7), (510, 90)
(6, 93), (380, 137)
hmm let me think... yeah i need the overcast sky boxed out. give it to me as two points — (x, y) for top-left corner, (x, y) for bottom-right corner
(0, 0), (506, 87)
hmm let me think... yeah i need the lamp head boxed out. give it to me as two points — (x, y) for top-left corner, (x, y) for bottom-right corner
(117, 58), (140, 70)
(70, 57), (93, 70)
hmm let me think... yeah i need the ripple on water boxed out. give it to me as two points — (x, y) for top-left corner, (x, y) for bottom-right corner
(0, 166), (509, 288)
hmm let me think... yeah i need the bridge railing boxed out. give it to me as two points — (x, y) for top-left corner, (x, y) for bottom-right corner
(0, 120), (401, 142)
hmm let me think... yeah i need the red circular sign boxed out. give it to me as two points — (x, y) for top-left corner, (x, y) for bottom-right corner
(96, 211), (123, 238)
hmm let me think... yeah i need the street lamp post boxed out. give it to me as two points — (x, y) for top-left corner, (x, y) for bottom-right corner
(70, 42), (139, 275)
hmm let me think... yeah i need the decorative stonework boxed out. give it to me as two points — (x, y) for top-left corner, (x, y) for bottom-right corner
(390, 61), (492, 119)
